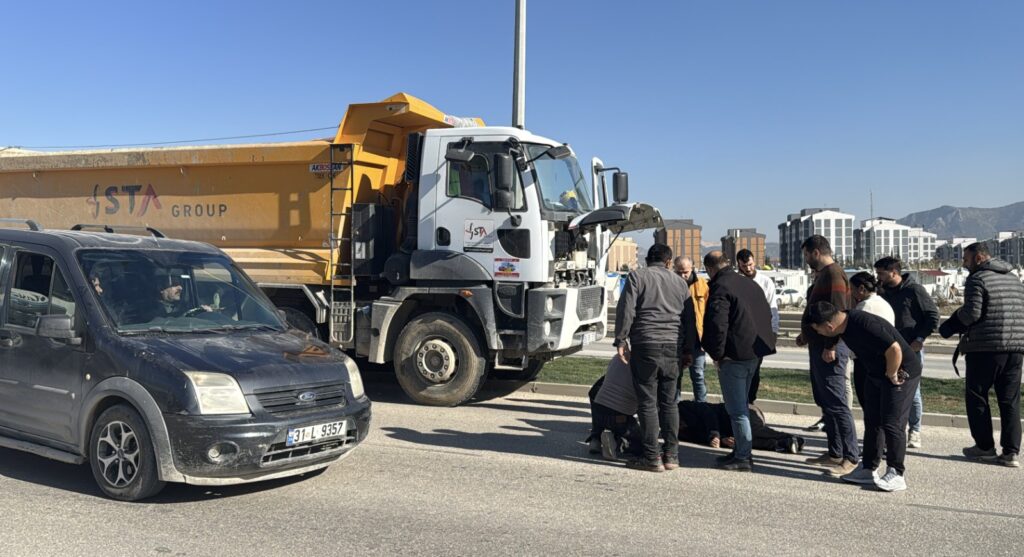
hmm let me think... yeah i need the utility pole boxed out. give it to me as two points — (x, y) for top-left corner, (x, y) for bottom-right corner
(512, 0), (526, 129)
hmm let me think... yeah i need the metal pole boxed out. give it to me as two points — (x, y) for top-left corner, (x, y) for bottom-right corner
(512, 0), (526, 129)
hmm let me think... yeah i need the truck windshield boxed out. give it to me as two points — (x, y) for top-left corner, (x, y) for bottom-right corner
(527, 144), (594, 214)
(78, 250), (286, 334)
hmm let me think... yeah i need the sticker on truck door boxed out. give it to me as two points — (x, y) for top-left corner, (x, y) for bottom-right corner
(464, 220), (495, 253)
(494, 258), (520, 278)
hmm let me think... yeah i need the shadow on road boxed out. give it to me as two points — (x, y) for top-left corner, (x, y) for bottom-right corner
(0, 447), (321, 503)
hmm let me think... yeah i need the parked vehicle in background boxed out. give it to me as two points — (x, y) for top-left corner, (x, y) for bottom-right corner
(776, 288), (805, 307)
(0, 221), (370, 501)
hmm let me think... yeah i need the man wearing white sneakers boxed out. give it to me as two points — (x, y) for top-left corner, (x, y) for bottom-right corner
(808, 301), (922, 492)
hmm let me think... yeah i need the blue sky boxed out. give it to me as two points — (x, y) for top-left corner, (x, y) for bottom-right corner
(2, 1), (1021, 241)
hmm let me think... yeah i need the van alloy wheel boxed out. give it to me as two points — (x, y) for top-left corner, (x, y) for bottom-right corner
(96, 421), (141, 488)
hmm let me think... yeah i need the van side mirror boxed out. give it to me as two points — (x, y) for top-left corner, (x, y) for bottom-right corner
(493, 153), (514, 210)
(613, 172), (629, 203)
(36, 315), (82, 346)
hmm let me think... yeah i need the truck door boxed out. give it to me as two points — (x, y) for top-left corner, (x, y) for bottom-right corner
(0, 248), (87, 446)
(435, 140), (528, 277)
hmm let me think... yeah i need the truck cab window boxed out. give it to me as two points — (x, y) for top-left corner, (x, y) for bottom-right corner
(7, 252), (74, 329)
(446, 142), (526, 210)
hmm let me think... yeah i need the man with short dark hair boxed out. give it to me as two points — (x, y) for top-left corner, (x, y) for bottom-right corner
(701, 250), (776, 471)
(736, 248), (779, 403)
(807, 301), (922, 492)
(797, 235), (859, 477)
(875, 256), (940, 449)
(939, 242), (1024, 468)
(614, 243), (697, 472)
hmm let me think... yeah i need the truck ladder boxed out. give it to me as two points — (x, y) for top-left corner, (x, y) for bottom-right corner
(328, 144), (356, 345)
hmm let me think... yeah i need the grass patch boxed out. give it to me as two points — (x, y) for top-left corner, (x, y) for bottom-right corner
(539, 357), (984, 416)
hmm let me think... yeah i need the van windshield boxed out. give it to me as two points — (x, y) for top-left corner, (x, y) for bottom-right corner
(78, 250), (286, 334)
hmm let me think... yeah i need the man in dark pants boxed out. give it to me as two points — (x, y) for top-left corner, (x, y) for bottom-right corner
(939, 242), (1024, 468)
(701, 251), (776, 471)
(808, 302), (922, 492)
(678, 400), (804, 454)
(875, 256), (940, 449)
(796, 235), (859, 477)
(614, 244), (696, 472)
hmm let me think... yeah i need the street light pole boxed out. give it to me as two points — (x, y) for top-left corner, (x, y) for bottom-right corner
(512, 0), (526, 129)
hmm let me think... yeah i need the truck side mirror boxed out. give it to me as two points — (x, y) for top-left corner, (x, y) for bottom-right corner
(36, 314), (82, 346)
(445, 147), (475, 163)
(613, 172), (629, 203)
(493, 153), (514, 210)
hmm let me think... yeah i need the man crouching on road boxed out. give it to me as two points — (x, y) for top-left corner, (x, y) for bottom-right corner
(614, 243), (696, 472)
(701, 251), (777, 472)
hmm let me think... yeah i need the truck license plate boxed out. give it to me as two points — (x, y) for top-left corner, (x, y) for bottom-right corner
(581, 332), (597, 346)
(287, 420), (347, 447)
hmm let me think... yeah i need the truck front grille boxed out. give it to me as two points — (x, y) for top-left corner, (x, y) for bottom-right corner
(577, 286), (604, 321)
(254, 382), (347, 415)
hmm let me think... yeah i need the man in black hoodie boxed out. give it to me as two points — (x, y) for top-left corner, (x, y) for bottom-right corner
(875, 257), (940, 448)
(701, 251), (777, 471)
(939, 243), (1024, 467)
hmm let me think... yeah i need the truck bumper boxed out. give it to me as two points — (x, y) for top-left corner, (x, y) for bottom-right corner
(526, 285), (606, 354)
(160, 398), (371, 485)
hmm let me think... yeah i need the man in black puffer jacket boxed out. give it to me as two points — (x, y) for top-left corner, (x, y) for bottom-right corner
(939, 242), (1024, 468)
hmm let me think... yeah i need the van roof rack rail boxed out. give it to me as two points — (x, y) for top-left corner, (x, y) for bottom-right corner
(70, 224), (166, 238)
(0, 218), (43, 231)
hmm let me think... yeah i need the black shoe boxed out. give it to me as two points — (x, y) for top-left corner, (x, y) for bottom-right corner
(719, 457), (753, 472)
(626, 458), (665, 473)
(662, 454), (680, 471)
(715, 452), (736, 464)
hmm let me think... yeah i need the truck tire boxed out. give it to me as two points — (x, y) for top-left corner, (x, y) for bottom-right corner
(88, 404), (166, 501)
(393, 312), (487, 406)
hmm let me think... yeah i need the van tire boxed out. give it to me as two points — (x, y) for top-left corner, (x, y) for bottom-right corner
(88, 404), (166, 502)
(394, 312), (486, 406)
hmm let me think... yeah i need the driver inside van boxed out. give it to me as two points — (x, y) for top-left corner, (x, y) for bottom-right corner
(149, 273), (211, 319)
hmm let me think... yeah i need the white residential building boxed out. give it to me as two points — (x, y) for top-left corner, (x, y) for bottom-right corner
(853, 218), (938, 264)
(908, 228), (938, 263)
(778, 208), (855, 268)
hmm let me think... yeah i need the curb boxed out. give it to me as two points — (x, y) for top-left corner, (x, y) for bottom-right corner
(520, 382), (1018, 431)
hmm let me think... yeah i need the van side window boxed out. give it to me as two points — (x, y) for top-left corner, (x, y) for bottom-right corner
(7, 252), (74, 329)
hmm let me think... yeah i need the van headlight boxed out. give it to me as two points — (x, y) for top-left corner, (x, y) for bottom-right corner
(344, 358), (365, 399)
(184, 371), (251, 415)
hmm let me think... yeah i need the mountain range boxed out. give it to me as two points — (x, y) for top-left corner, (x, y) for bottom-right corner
(897, 202), (1024, 239)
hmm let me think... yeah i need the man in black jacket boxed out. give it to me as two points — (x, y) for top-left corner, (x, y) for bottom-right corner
(701, 251), (777, 471)
(875, 257), (940, 449)
(939, 243), (1024, 468)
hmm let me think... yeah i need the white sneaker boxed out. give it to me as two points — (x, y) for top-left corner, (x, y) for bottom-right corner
(874, 467), (907, 492)
(600, 430), (620, 461)
(908, 430), (922, 449)
(841, 466), (879, 485)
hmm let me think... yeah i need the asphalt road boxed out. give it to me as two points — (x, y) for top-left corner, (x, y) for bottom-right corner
(575, 339), (962, 379)
(1, 382), (1021, 556)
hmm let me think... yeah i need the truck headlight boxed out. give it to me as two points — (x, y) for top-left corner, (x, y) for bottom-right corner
(184, 372), (250, 415)
(344, 357), (365, 399)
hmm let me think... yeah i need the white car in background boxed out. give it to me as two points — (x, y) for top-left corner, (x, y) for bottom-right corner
(777, 288), (805, 307)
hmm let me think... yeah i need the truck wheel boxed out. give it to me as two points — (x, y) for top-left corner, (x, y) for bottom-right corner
(491, 359), (545, 382)
(394, 312), (487, 406)
(280, 307), (321, 340)
(89, 405), (166, 501)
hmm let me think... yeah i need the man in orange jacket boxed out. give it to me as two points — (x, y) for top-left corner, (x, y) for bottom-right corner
(674, 256), (709, 402)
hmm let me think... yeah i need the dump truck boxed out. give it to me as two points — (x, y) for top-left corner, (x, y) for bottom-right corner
(0, 93), (662, 405)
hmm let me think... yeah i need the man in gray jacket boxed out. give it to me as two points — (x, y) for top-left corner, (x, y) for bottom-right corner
(939, 242), (1024, 467)
(615, 243), (696, 472)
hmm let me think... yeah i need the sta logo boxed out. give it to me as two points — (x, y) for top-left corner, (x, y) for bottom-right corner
(465, 224), (488, 239)
(87, 184), (162, 218)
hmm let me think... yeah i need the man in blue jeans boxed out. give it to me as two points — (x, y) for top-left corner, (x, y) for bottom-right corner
(701, 251), (777, 471)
